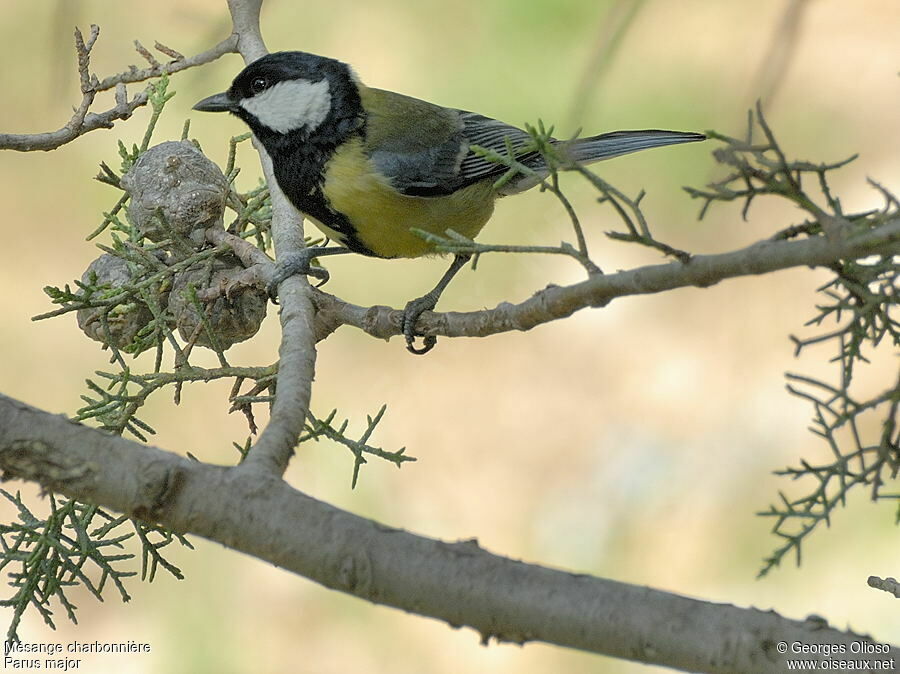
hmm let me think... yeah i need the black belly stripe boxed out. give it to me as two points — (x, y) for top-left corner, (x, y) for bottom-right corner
(266, 131), (378, 258)
(293, 187), (375, 257)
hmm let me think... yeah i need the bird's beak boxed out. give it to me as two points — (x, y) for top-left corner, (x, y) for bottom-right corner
(193, 92), (234, 113)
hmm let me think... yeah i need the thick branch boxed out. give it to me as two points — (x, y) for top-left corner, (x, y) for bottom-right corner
(225, 0), (316, 476)
(312, 217), (900, 342)
(0, 394), (895, 673)
(242, 149), (318, 475)
(227, 0), (267, 62)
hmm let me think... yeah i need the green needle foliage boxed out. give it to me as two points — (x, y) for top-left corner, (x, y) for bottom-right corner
(304, 407), (416, 489)
(0, 490), (189, 643)
(685, 105), (899, 577)
(4, 74), (409, 643)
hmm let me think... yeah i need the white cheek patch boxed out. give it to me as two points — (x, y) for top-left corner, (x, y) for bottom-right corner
(240, 79), (332, 133)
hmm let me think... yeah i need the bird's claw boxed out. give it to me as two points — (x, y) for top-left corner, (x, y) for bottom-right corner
(308, 266), (330, 287)
(267, 251), (330, 302)
(402, 295), (438, 355)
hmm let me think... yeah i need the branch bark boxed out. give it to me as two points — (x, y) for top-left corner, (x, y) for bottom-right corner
(0, 30), (238, 152)
(224, 0), (318, 477)
(310, 217), (900, 343)
(1, 393), (896, 673)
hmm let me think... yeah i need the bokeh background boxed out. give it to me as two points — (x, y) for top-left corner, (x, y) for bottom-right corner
(1, 0), (898, 672)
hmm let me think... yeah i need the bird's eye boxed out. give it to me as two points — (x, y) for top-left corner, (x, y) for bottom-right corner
(250, 77), (268, 94)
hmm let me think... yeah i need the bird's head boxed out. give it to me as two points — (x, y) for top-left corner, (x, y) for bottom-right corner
(194, 51), (362, 140)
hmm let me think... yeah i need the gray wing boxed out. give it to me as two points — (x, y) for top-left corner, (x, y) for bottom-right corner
(454, 111), (537, 187)
(367, 102), (536, 198)
(364, 87), (705, 198)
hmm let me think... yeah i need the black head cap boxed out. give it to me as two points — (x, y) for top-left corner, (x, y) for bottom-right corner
(228, 52), (353, 102)
(194, 51), (364, 142)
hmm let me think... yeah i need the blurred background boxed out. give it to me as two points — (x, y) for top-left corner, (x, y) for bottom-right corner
(1, 0), (898, 671)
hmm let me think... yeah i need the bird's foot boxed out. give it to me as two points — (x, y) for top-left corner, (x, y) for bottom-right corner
(267, 250), (331, 302)
(402, 294), (439, 355)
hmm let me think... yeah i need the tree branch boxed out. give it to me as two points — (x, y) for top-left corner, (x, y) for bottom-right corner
(227, 0), (267, 62)
(94, 36), (239, 92)
(311, 217), (900, 343)
(0, 393), (895, 673)
(868, 576), (900, 599)
(224, 0), (317, 477)
(0, 29), (237, 152)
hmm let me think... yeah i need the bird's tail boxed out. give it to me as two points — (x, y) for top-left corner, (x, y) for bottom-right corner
(499, 129), (705, 195)
(561, 129), (706, 164)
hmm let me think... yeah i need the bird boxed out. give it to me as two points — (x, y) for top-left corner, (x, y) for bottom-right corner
(194, 51), (705, 353)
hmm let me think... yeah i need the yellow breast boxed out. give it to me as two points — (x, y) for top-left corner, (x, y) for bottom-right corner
(320, 137), (496, 258)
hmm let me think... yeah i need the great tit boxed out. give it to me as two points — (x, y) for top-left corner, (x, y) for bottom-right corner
(194, 51), (704, 353)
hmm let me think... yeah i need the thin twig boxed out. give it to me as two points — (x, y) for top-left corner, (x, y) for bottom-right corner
(868, 576), (900, 599)
(0, 33), (238, 152)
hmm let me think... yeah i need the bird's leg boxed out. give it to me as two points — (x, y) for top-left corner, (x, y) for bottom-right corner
(403, 253), (471, 355)
(267, 247), (352, 301)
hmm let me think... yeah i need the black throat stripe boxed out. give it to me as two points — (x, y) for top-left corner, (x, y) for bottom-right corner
(242, 72), (376, 257)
